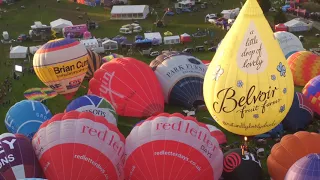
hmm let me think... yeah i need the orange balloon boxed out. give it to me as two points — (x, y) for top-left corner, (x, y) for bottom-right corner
(267, 131), (320, 180)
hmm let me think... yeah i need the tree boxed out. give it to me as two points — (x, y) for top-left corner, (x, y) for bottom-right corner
(257, 0), (272, 13)
(273, 9), (287, 25)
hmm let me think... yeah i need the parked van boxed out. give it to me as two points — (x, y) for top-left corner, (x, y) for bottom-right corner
(119, 27), (132, 34)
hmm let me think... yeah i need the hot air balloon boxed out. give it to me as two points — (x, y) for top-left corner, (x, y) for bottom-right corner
(32, 111), (125, 180)
(273, 31), (304, 59)
(88, 57), (164, 117)
(204, 124), (227, 144)
(267, 131), (320, 180)
(203, 0), (294, 136)
(287, 51), (320, 86)
(302, 75), (320, 115)
(222, 148), (263, 180)
(102, 54), (123, 63)
(255, 123), (284, 139)
(285, 153), (320, 180)
(202, 60), (211, 67)
(33, 38), (89, 100)
(5, 100), (52, 139)
(0, 133), (44, 179)
(85, 49), (102, 79)
(282, 92), (313, 132)
(66, 95), (118, 125)
(125, 113), (223, 180)
(150, 52), (207, 109)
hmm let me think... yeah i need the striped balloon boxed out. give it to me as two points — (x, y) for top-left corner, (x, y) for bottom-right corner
(33, 38), (89, 100)
(285, 153), (320, 180)
(302, 75), (320, 115)
(85, 49), (102, 79)
(288, 51), (320, 86)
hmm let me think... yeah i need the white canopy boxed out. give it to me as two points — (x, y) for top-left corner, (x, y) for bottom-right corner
(284, 18), (312, 32)
(144, 32), (162, 44)
(111, 5), (150, 20)
(10, 46), (28, 59)
(181, 33), (190, 37)
(50, 18), (73, 32)
(29, 45), (42, 55)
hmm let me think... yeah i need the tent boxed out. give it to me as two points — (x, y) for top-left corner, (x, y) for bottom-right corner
(221, 8), (240, 19)
(29, 45), (42, 55)
(111, 5), (149, 20)
(284, 18), (312, 32)
(102, 39), (118, 50)
(164, 35), (180, 45)
(10, 46), (28, 59)
(275, 23), (288, 32)
(180, 33), (191, 43)
(50, 18), (73, 32)
(80, 39), (99, 51)
(144, 32), (162, 44)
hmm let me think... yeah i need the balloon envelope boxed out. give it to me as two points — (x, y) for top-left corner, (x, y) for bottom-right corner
(150, 52), (207, 109)
(203, 0), (294, 136)
(125, 113), (223, 180)
(287, 51), (320, 86)
(205, 124), (227, 144)
(282, 92), (313, 132)
(267, 131), (320, 180)
(33, 38), (89, 100)
(85, 49), (102, 79)
(285, 153), (320, 180)
(66, 95), (118, 125)
(302, 75), (320, 115)
(89, 57), (164, 117)
(0, 133), (44, 179)
(5, 100), (52, 139)
(222, 148), (263, 180)
(273, 31), (304, 59)
(32, 111), (125, 180)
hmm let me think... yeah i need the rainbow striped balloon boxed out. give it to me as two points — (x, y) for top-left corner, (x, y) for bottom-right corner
(288, 51), (320, 86)
(33, 38), (89, 100)
(302, 75), (320, 115)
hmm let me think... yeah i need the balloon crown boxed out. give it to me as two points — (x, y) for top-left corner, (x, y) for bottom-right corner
(242, 0), (263, 16)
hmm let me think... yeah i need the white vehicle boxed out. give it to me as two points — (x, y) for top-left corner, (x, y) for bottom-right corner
(119, 27), (132, 34)
(133, 26), (142, 33)
(208, 19), (217, 24)
(150, 51), (160, 57)
(206, 14), (217, 20)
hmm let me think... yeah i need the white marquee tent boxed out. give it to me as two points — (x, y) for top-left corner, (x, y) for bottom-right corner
(284, 18), (312, 32)
(164, 35), (180, 45)
(10, 46), (28, 59)
(111, 5), (150, 20)
(144, 32), (162, 44)
(50, 18), (73, 32)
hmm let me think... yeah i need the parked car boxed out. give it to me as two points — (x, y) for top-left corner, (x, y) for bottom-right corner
(206, 14), (217, 20)
(195, 46), (205, 52)
(182, 48), (193, 54)
(119, 27), (132, 34)
(208, 46), (217, 52)
(150, 51), (160, 57)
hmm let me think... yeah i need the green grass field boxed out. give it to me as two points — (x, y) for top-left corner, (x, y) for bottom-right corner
(0, 0), (320, 178)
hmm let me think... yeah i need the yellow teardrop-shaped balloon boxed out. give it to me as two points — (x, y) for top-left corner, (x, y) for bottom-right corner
(203, 0), (294, 136)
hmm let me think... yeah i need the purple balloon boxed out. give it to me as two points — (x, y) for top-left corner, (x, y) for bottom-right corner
(0, 133), (44, 179)
(285, 153), (320, 180)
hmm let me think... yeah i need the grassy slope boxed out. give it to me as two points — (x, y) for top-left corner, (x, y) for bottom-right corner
(0, 0), (319, 178)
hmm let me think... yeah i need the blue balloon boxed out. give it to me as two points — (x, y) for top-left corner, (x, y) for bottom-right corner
(5, 100), (52, 139)
(282, 92), (313, 132)
(66, 95), (118, 125)
(255, 124), (284, 139)
(285, 51), (298, 59)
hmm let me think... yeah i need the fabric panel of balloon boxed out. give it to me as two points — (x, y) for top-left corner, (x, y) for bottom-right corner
(85, 49), (102, 79)
(5, 100), (52, 140)
(0, 133), (44, 179)
(66, 95), (118, 126)
(124, 113), (223, 180)
(33, 38), (89, 100)
(150, 52), (207, 109)
(273, 31), (304, 59)
(89, 57), (164, 117)
(32, 111), (125, 180)
(203, 0), (294, 136)
(267, 131), (320, 180)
